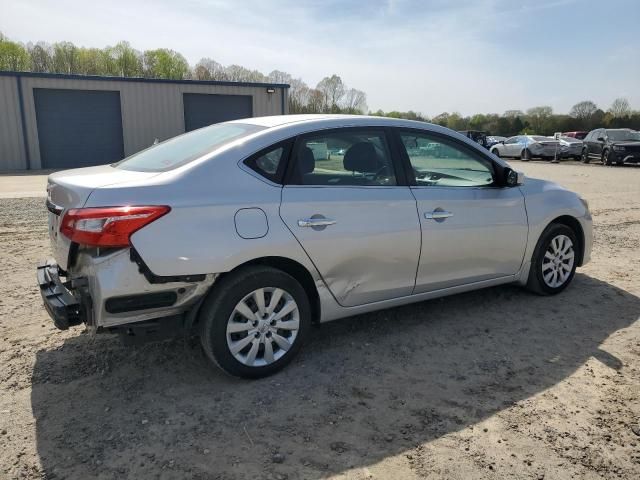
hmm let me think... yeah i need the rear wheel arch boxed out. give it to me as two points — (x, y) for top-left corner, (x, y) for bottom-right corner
(215, 256), (321, 324)
(544, 215), (585, 266)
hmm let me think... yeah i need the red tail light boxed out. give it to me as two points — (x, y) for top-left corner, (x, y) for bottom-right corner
(60, 206), (170, 247)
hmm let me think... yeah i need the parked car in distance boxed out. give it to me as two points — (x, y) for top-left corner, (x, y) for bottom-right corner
(563, 131), (588, 140)
(38, 115), (592, 378)
(458, 130), (489, 148)
(558, 136), (583, 160)
(490, 135), (561, 161)
(581, 128), (640, 165)
(486, 135), (507, 149)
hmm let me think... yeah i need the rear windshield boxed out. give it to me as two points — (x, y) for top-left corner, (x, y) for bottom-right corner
(114, 123), (265, 172)
(531, 136), (549, 141)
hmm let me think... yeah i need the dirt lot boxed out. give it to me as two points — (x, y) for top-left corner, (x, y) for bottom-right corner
(1, 161), (639, 479)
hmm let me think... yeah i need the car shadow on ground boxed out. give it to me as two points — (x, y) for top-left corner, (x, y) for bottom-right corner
(31, 273), (639, 479)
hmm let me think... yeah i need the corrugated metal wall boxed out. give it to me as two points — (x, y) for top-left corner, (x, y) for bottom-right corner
(0, 76), (28, 170)
(0, 73), (288, 170)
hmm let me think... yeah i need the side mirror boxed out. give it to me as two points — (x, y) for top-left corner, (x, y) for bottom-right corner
(597, 137), (605, 142)
(505, 168), (525, 187)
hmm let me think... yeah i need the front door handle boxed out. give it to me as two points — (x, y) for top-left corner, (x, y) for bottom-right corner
(424, 210), (453, 220)
(298, 218), (337, 228)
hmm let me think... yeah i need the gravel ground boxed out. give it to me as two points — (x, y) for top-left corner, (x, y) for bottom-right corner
(0, 161), (639, 479)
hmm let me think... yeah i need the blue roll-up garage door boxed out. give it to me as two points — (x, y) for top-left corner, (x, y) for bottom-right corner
(34, 88), (124, 169)
(183, 93), (253, 132)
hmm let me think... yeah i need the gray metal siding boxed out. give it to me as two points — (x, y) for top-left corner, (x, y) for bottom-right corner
(34, 89), (124, 169)
(183, 93), (253, 131)
(0, 74), (286, 170)
(0, 76), (27, 170)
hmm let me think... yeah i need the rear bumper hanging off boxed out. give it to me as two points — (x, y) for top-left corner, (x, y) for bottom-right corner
(37, 259), (89, 330)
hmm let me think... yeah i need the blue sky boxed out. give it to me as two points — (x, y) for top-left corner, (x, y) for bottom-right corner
(1, 0), (638, 115)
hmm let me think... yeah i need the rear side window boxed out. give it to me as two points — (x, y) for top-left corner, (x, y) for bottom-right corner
(286, 129), (397, 186)
(114, 123), (264, 172)
(244, 141), (292, 183)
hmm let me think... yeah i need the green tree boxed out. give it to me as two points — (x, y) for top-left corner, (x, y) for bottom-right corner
(0, 38), (31, 71)
(77, 47), (104, 75)
(526, 106), (553, 134)
(432, 112), (450, 127)
(143, 49), (189, 79)
(51, 42), (79, 74)
(447, 112), (467, 130)
(111, 41), (142, 77)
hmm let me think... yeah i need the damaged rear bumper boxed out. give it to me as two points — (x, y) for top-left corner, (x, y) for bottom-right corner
(37, 250), (217, 331)
(37, 259), (90, 330)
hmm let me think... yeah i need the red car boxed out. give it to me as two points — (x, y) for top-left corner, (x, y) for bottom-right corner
(563, 131), (588, 140)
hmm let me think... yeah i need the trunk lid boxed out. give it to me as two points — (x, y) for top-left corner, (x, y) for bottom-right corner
(47, 165), (161, 269)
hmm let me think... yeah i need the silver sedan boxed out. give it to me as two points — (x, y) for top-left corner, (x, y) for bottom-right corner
(491, 135), (562, 160)
(38, 115), (592, 378)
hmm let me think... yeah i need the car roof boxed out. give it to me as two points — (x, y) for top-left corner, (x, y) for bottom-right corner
(229, 114), (432, 130)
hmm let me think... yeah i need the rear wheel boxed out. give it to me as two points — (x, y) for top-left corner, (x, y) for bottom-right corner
(199, 266), (311, 378)
(521, 148), (531, 161)
(526, 223), (578, 295)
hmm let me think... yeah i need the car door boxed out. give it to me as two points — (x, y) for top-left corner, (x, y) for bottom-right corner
(279, 127), (421, 307)
(590, 129), (604, 159)
(395, 128), (528, 293)
(509, 136), (524, 157)
(502, 136), (518, 157)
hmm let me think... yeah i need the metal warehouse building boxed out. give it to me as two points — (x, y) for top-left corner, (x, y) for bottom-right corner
(0, 72), (289, 171)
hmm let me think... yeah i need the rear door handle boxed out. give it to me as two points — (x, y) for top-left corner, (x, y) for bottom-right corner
(424, 210), (453, 220)
(298, 218), (337, 228)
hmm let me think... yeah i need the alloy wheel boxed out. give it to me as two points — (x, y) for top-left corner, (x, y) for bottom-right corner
(541, 234), (575, 288)
(226, 287), (300, 367)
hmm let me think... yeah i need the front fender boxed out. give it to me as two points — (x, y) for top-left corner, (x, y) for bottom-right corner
(517, 177), (592, 284)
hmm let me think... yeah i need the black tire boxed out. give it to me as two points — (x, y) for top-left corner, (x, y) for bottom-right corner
(521, 148), (531, 161)
(602, 149), (612, 166)
(199, 265), (311, 378)
(491, 148), (500, 157)
(526, 223), (578, 295)
(580, 148), (590, 164)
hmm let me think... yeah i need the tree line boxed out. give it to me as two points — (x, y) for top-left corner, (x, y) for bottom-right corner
(1, 33), (638, 134)
(372, 99), (640, 136)
(0, 33), (368, 114)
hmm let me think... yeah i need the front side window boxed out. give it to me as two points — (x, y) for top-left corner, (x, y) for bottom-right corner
(399, 131), (495, 187)
(114, 123), (264, 172)
(287, 130), (396, 186)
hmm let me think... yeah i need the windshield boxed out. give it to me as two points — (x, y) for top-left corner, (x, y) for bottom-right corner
(606, 130), (640, 142)
(114, 123), (265, 172)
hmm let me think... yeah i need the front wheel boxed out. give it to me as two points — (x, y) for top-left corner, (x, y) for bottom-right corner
(491, 148), (500, 157)
(199, 266), (311, 378)
(526, 223), (578, 295)
(521, 148), (531, 161)
(581, 149), (590, 163)
(602, 149), (613, 166)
